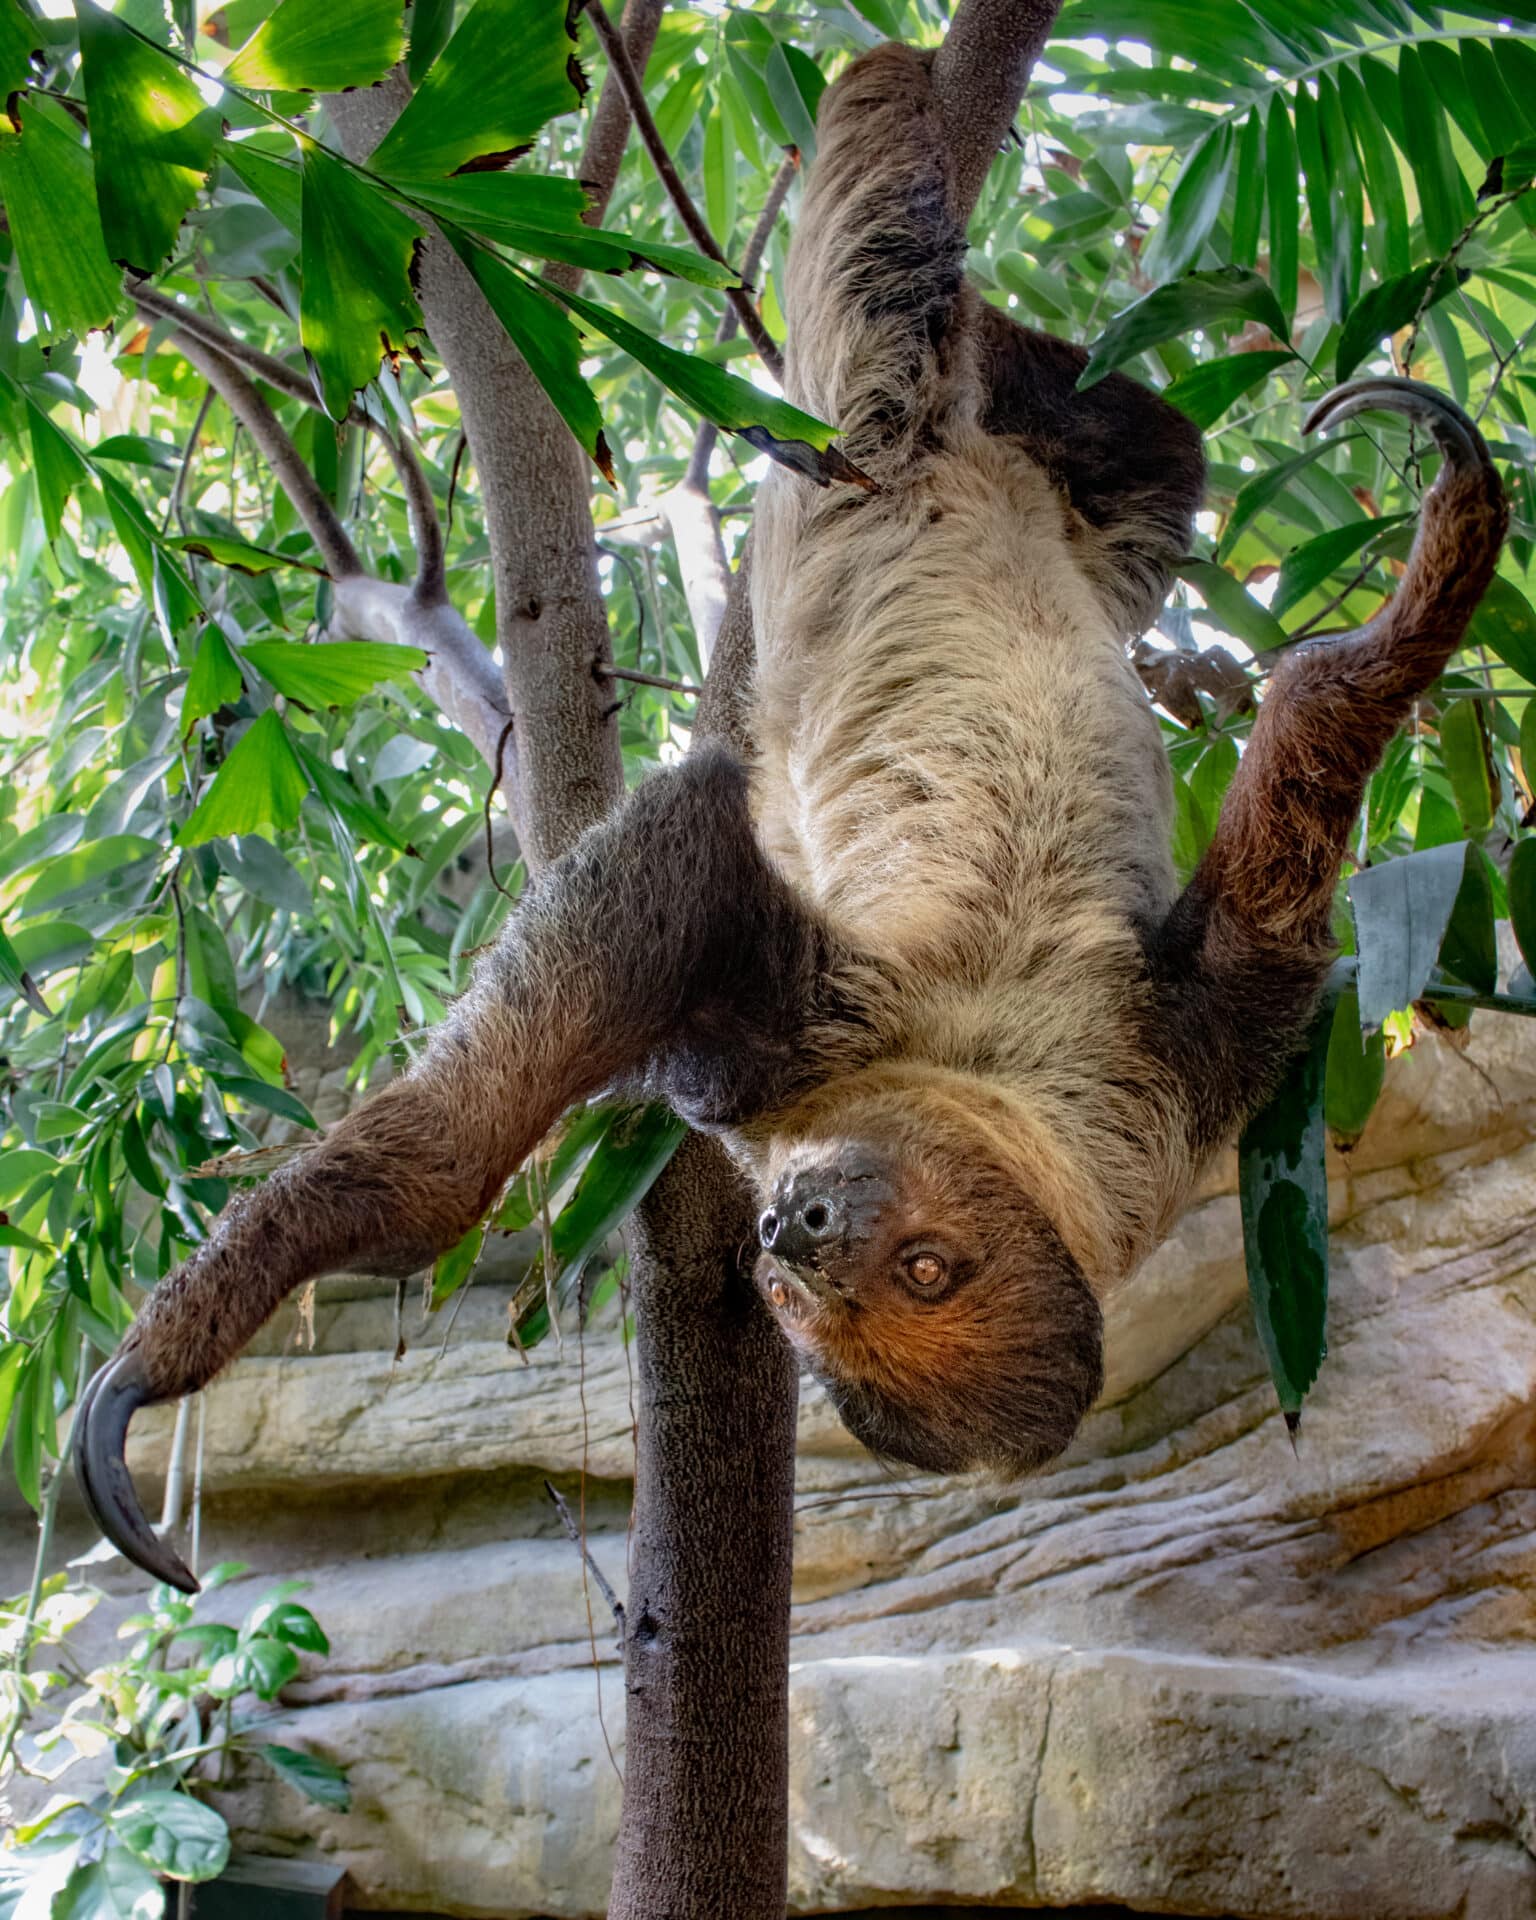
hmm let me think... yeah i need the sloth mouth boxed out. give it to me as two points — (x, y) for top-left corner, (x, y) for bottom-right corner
(757, 1256), (843, 1316)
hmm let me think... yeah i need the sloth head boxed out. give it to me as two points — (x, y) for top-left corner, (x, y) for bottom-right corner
(753, 1111), (1103, 1478)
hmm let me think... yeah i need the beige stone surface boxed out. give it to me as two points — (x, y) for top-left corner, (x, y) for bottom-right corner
(71, 1013), (1536, 1916)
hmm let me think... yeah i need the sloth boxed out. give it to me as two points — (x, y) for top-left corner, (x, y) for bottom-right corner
(76, 43), (1507, 1592)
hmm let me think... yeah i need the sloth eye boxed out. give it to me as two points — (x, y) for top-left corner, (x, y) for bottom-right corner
(904, 1251), (947, 1289)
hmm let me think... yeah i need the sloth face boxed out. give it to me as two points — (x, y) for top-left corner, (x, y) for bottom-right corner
(754, 1136), (1103, 1478)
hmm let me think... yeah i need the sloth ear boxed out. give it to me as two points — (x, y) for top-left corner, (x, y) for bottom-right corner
(972, 300), (1205, 639)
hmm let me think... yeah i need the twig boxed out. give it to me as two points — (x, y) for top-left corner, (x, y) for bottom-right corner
(484, 719), (518, 900)
(160, 324), (363, 578)
(134, 286), (331, 417)
(164, 383), (214, 537)
(579, 0), (784, 380)
(686, 150), (798, 490)
(366, 421), (447, 602)
(598, 665), (701, 695)
(544, 1478), (624, 1634)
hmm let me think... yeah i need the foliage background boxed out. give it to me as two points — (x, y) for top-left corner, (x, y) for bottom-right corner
(0, 0), (1534, 1598)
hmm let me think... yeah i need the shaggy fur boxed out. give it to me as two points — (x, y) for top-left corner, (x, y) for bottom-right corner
(83, 44), (1508, 1578)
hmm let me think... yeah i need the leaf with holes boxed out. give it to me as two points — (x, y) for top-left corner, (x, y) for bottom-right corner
(372, 0), (585, 181)
(74, 0), (218, 274)
(225, 0), (403, 91)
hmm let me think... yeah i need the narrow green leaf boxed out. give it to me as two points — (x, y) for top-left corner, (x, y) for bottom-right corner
(539, 273), (864, 487)
(431, 1219), (486, 1309)
(993, 252), (1072, 322)
(1468, 577), (1536, 684)
(294, 741), (414, 854)
(532, 1103), (686, 1313)
(446, 231), (612, 481)
(1325, 986), (1386, 1149)
(704, 90), (735, 252)
(1335, 260), (1465, 382)
(23, 834), (161, 917)
(1337, 62), (1408, 278)
(1460, 39), (1528, 159)
(177, 711), (309, 847)
(1177, 558), (1287, 652)
(1508, 837), (1536, 980)
(1230, 108), (1264, 270)
(262, 1743), (351, 1811)
(244, 639), (426, 707)
(1395, 46), (1472, 256)
(1238, 994), (1332, 1418)
(26, 398), (91, 543)
(1148, 122), (1233, 283)
(1293, 82), (1340, 321)
(0, 920), (51, 1017)
(1081, 268), (1288, 391)
(300, 144), (423, 419)
(372, 0), (584, 181)
(169, 532), (326, 575)
(1348, 840), (1469, 1027)
(182, 623), (244, 728)
(213, 834), (312, 914)
(1264, 92), (1299, 323)
(1437, 845), (1497, 998)
(90, 432), (181, 468)
(222, 1077), (316, 1128)
(764, 43), (821, 163)
(1417, 41), (1493, 163)
(1439, 697), (1498, 836)
(1317, 74), (1362, 315)
(1163, 348), (1293, 430)
(1272, 512), (1410, 618)
(225, 0), (403, 91)
(1217, 438), (1335, 563)
(0, 97), (121, 342)
(408, 0), (456, 85)
(74, 0), (217, 274)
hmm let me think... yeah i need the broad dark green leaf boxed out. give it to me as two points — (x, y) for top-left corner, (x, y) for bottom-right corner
(371, 0), (584, 181)
(244, 639), (426, 707)
(1508, 837), (1536, 980)
(1438, 698), (1498, 836)
(1238, 995), (1332, 1420)
(182, 623), (244, 728)
(1080, 268), (1288, 390)
(1325, 985), (1385, 1146)
(0, 98), (121, 343)
(446, 231), (613, 482)
(1468, 577), (1536, 684)
(219, 138), (303, 234)
(1148, 122), (1233, 283)
(1437, 845), (1497, 997)
(1176, 558), (1286, 652)
(1459, 39), (1529, 158)
(213, 834), (312, 914)
(1418, 41), (1493, 164)
(50, 1848), (164, 1919)
(764, 43), (822, 163)
(74, 0), (217, 274)
(1265, 92), (1299, 322)
(1272, 513), (1409, 618)
(177, 710), (309, 846)
(541, 275), (864, 487)
(1395, 47), (1471, 256)
(0, 3), (39, 97)
(110, 1791), (230, 1882)
(300, 145), (423, 420)
(262, 1743), (351, 1811)
(1348, 840), (1469, 1027)
(1163, 349), (1293, 430)
(1335, 260), (1466, 382)
(225, 0), (403, 91)
(1337, 62), (1408, 278)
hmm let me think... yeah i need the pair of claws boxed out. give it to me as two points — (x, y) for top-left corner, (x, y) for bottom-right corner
(70, 373), (1498, 1597)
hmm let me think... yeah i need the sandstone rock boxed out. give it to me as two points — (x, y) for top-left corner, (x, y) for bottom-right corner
(67, 1017), (1536, 1915)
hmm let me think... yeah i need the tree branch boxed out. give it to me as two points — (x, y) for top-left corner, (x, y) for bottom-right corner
(580, 0), (784, 382)
(161, 324), (362, 579)
(134, 286), (327, 417)
(931, 0), (1062, 221)
(366, 421), (447, 604)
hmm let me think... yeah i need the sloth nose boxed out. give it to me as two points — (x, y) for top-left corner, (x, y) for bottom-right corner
(759, 1190), (847, 1263)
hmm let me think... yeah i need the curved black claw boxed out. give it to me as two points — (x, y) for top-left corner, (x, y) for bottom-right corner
(1303, 375), (1492, 474)
(73, 1351), (199, 1595)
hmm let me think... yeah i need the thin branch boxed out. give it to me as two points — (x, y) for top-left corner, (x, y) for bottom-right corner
(163, 383), (214, 537)
(544, 1478), (624, 1633)
(163, 325), (362, 578)
(686, 151), (798, 490)
(598, 665), (701, 695)
(366, 419), (447, 603)
(580, 0), (784, 381)
(134, 285), (328, 417)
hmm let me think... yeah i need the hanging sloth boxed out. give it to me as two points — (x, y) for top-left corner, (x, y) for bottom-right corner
(77, 43), (1508, 1592)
